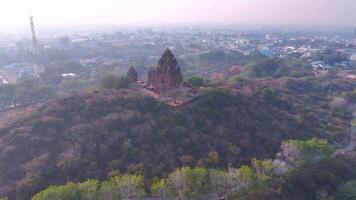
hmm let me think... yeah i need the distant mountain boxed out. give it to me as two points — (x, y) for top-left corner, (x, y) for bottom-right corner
(0, 77), (354, 199)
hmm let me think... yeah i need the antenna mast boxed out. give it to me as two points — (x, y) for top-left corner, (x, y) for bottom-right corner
(29, 15), (39, 56)
(29, 15), (43, 75)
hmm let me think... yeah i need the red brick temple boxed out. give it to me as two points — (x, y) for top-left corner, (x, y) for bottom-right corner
(148, 48), (183, 92)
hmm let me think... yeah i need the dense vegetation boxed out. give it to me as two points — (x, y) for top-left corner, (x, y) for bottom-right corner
(187, 76), (205, 87)
(41, 60), (89, 86)
(242, 59), (312, 78)
(313, 49), (348, 65)
(30, 139), (356, 200)
(100, 75), (133, 90)
(0, 47), (337, 118)
(0, 78), (55, 111)
(0, 76), (354, 199)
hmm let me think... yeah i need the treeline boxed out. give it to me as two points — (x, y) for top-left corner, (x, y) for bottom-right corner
(0, 79), (55, 111)
(27, 139), (356, 200)
(0, 60), (92, 112)
(100, 75), (133, 90)
(243, 58), (313, 78)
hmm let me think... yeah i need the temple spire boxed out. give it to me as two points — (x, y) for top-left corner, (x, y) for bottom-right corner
(148, 48), (183, 91)
(127, 67), (138, 83)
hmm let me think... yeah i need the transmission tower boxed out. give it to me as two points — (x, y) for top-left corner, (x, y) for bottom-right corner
(29, 16), (39, 56)
(29, 16), (43, 74)
(353, 27), (356, 40)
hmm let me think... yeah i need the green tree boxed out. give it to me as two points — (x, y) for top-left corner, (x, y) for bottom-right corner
(102, 174), (145, 200)
(31, 183), (80, 200)
(100, 74), (116, 89)
(188, 76), (204, 87)
(151, 179), (168, 198)
(279, 138), (333, 168)
(100, 75), (133, 90)
(252, 159), (276, 178)
(166, 167), (209, 200)
(261, 88), (275, 100)
(113, 76), (133, 89)
(232, 76), (246, 84)
(246, 58), (280, 78)
(98, 181), (118, 200)
(209, 169), (227, 199)
(334, 181), (356, 200)
(77, 180), (100, 200)
(210, 166), (254, 200)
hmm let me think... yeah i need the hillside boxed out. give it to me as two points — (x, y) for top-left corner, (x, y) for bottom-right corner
(0, 77), (354, 199)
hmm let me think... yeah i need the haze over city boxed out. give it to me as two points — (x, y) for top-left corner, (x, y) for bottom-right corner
(0, 0), (356, 29)
(1, 0), (356, 199)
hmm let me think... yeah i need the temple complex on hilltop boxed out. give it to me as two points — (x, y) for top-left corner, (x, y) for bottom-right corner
(129, 48), (199, 107)
(148, 48), (183, 92)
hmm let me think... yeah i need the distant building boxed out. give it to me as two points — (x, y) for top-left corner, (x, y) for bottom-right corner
(351, 54), (356, 62)
(334, 61), (351, 69)
(62, 73), (79, 80)
(18, 66), (39, 78)
(311, 61), (336, 71)
(0, 76), (8, 85)
(259, 47), (274, 57)
(79, 58), (99, 66)
(71, 37), (90, 43)
(148, 48), (183, 91)
(5, 63), (32, 70)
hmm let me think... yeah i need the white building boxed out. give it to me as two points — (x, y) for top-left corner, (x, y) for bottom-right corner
(19, 67), (39, 78)
(350, 54), (356, 62)
(0, 76), (8, 84)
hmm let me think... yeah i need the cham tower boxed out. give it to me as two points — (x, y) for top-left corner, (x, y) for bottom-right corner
(127, 67), (138, 82)
(148, 48), (183, 91)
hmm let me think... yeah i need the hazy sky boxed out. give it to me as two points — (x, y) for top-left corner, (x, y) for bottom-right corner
(0, 0), (355, 28)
